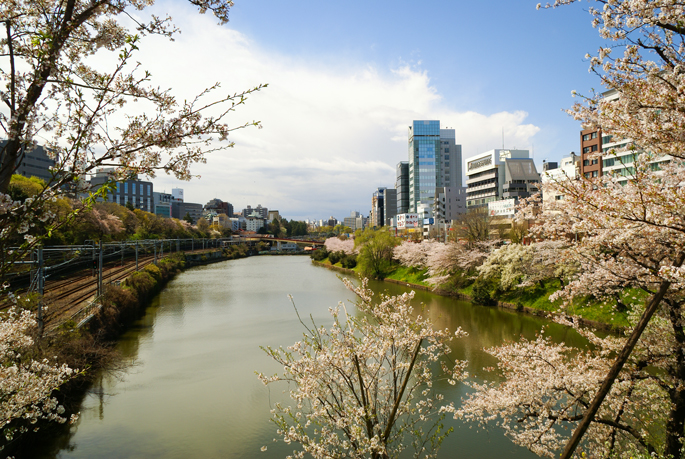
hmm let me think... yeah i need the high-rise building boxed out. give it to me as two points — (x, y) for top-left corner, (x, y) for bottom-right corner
(407, 121), (462, 213)
(370, 187), (397, 228)
(396, 161), (409, 215)
(408, 121), (440, 213)
(439, 129), (462, 190)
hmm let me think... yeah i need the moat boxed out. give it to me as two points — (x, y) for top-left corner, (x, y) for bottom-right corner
(31, 256), (587, 458)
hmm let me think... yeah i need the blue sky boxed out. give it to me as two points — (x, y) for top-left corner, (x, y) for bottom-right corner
(143, 0), (607, 221)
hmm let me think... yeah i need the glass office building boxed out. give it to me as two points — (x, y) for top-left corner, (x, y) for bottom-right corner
(408, 120), (441, 212)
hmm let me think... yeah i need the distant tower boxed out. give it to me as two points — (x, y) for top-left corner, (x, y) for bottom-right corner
(396, 161), (409, 214)
(407, 121), (462, 213)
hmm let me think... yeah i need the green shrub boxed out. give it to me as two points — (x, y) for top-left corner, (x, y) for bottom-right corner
(471, 277), (496, 306)
(311, 248), (329, 261)
(328, 251), (345, 265)
(341, 254), (357, 269)
(143, 263), (162, 282)
(125, 271), (156, 299)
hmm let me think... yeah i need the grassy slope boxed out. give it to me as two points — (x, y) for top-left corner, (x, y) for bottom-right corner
(314, 257), (636, 328)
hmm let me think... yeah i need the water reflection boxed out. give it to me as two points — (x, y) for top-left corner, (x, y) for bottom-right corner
(27, 257), (588, 459)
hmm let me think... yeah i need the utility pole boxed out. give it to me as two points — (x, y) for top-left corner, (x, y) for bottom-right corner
(98, 240), (103, 297)
(37, 246), (44, 335)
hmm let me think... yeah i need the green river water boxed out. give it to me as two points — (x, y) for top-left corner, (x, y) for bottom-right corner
(28, 256), (587, 459)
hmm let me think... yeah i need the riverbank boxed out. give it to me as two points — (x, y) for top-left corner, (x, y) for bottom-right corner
(311, 259), (623, 333)
(3, 245), (250, 456)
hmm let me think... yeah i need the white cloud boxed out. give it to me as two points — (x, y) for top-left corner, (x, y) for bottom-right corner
(133, 3), (540, 220)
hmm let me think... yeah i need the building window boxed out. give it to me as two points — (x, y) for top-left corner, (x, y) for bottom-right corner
(583, 159), (590, 166)
(583, 147), (590, 154)
(147, 184), (151, 195)
(592, 158), (598, 165)
(591, 132), (598, 139)
(124, 182), (128, 193)
(584, 172), (591, 178)
(582, 134), (590, 141)
(132, 183), (136, 195)
(592, 171), (598, 177)
(591, 145), (598, 152)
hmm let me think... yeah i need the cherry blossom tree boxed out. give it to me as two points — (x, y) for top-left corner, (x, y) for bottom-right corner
(462, 2), (685, 457)
(476, 241), (576, 291)
(258, 278), (467, 459)
(477, 243), (533, 291)
(424, 241), (493, 287)
(324, 236), (356, 255)
(392, 240), (439, 269)
(0, 305), (78, 450)
(458, 314), (676, 458)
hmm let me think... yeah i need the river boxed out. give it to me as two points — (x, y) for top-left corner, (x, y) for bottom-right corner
(28, 256), (586, 459)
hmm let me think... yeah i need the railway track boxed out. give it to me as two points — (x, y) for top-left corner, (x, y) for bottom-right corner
(44, 256), (157, 326)
(2, 246), (224, 329)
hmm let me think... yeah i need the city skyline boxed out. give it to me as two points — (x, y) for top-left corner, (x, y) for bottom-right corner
(126, 0), (604, 220)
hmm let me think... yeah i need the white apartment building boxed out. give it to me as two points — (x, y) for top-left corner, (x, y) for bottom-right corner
(541, 153), (581, 203)
(465, 149), (539, 210)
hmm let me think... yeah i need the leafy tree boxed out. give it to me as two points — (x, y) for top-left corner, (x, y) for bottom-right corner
(183, 212), (194, 224)
(354, 229), (399, 279)
(258, 279), (467, 459)
(268, 217), (281, 236)
(7, 175), (44, 202)
(196, 217), (210, 234)
(290, 220), (308, 237)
